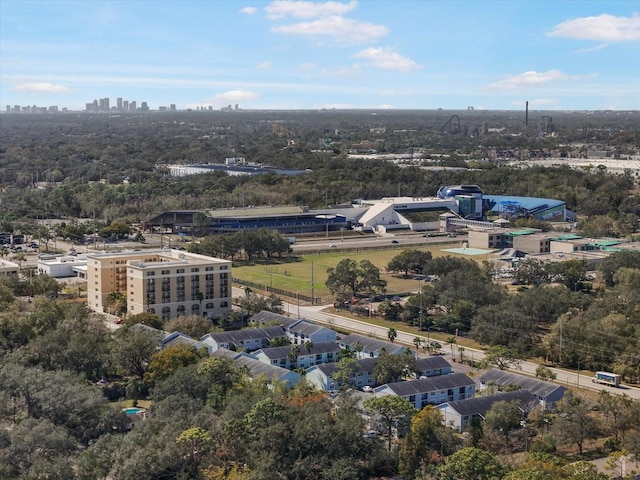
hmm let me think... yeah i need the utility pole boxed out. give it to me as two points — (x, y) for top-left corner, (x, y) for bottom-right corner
(419, 280), (423, 331)
(310, 261), (314, 304)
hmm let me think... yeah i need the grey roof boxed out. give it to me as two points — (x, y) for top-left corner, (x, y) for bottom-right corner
(479, 370), (566, 399)
(415, 356), (452, 371)
(201, 326), (286, 345)
(211, 348), (247, 360)
(312, 357), (378, 377)
(378, 373), (475, 396)
(163, 335), (206, 350)
(339, 333), (407, 355)
(255, 341), (341, 360)
(249, 310), (299, 329)
(289, 320), (336, 338)
(440, 390), (538, 418)
(233, 355), (300, 382)
(129, 323), (166, 336)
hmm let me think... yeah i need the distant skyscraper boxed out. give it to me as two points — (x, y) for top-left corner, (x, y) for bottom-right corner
(129, 101), (136, 111)
(141, 102), (149, 111)
(170, 104), (176, 111)
(117, 97), (123, 110)
(123, 100), (129, 111)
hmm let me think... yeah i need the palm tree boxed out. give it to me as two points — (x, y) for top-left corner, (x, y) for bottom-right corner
(354, 341), (363, 355)
(304, 339), (314, 356)
(446, 336), (457, 358)
(288, 344), (301, 369)
(413, 336), (422, 353)
(458, 345), (466, 362)
(387, 327), (397, 344)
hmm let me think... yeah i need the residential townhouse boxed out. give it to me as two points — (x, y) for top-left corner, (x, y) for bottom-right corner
(479, 370), (566, 409)
(338, 333), (414, 359)
(373, 373), (476, 409)
(252, 341), (341, 369)
(161, 331), (207, 351)
(286, 320), (337, 345)
(200, 326), (287, 354)
(248, 311), (337, 345)
(306, 358), (378, 392)
(413, 356), (453, 378)
(211, 348), (301, 388)
(438, 390), (538, 432)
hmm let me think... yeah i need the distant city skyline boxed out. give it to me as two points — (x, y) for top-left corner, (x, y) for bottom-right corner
(1, 1), (639, 111)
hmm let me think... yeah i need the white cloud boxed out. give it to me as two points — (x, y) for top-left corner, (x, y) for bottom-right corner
(256, 61), (272, 70)
(214, 90), (258, 101)
(12, 82), (72, 93)
(239, 6), (258, 15)
(190, 90), (258, 109)
(574, 43), (608, 53)
(265, 0), (357, 20)
(510, 98), (559, 107)
(299, 62), (318, 70)
(548, 13), (640, 42)
(490, 70), (575, 89)
(272, 15), (387, 44)
(353, 47), (422, 72)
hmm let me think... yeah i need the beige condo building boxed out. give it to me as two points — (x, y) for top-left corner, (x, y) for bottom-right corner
(86, 249), (231, 321)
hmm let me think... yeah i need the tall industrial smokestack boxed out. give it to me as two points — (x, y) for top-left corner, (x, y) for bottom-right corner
(525, 101), (529, 135)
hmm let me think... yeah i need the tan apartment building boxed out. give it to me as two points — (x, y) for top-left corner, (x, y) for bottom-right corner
(86, 249), (231, 321)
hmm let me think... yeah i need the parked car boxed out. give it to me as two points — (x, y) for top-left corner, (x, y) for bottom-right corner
(329, 244), (337, 248)
(362, 385), (373, 392)
(391, 240), (399, 244)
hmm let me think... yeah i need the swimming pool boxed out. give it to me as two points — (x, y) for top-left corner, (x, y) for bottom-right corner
(124, 407), (143, 415)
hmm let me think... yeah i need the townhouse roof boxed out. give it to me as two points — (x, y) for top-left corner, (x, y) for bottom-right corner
(312, 357), (378, 377)
(288, 320), (336, 338)
(479, 370), (566, 399)
(338, 333), (407, 355)
(377, 373), (475, 396)
(233, 355), (300, 382)
(162, 331), (206, 350)
(211, 348), (247, 360)
(249, 310), (300, 329)
(440, 390), (538, 418)
(414, 356), (452, 371)
(200, 326), (286, 345)
(254, 341), (341, 360)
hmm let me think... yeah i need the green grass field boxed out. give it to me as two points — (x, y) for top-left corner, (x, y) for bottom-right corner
(233, 246), (479, 301)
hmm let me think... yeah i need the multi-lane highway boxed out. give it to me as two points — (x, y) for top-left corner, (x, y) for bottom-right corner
(291, 233), (464, 253)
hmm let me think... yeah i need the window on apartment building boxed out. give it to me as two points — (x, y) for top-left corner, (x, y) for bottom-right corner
(206, 303), (214, 309)
(177, 269), (185, 273)
(161, 270), (170, 275)
(220, 266), (228, 270)
(205, 266), (214, 271)
(191, 268), (199, 272)
(146, 271), (155, 276)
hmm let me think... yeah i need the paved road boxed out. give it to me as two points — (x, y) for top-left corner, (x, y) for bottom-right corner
(266, 291), (640, 401)
(291, 233), (465, 253)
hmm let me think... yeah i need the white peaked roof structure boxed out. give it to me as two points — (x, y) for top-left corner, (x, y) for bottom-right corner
(357, 202), (406, 229)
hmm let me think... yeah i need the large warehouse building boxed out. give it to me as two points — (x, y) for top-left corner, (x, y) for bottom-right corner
(143, 185), (566, 236)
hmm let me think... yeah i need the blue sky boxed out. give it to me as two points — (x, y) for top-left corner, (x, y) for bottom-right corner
(1, 0), (639, 111)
